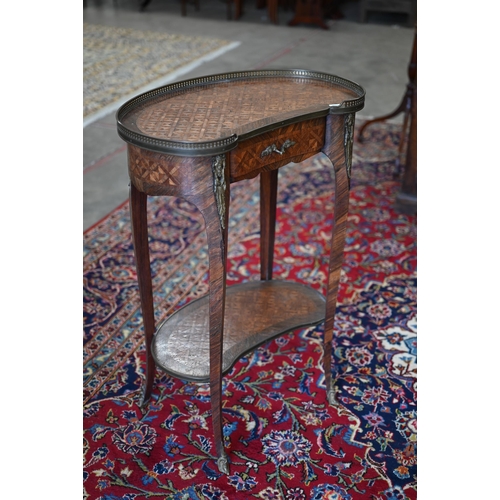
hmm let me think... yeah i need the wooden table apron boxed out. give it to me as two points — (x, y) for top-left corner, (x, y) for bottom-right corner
(117, 70), (365, 474)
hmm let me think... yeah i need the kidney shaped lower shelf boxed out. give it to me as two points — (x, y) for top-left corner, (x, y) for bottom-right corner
(151, 280), (325, 382)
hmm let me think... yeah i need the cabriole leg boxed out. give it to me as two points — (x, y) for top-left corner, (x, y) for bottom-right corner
(129, 183), (156, 407)
(322, 113), (354, 405)
(193, 154), (230, 474)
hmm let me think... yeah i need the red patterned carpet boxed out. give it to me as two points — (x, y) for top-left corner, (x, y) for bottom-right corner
(83, 122), (416, 499)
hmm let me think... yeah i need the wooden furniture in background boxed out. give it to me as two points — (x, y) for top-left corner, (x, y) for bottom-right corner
(359, 0), (416, 27)
(288, 0), (329, 29)
(358, 27), (416, 214)
(140, 0), (242, 20)
(116, 70), (365, 474)
(234, 0), (278, 23)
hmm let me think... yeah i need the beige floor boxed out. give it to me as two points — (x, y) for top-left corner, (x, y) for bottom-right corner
(83, 0), (415, 230)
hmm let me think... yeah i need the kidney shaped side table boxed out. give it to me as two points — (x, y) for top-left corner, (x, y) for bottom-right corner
(116, 70), (365, 474)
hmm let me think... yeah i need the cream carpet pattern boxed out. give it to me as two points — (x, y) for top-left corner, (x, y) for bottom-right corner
(83, 23), (239, 125)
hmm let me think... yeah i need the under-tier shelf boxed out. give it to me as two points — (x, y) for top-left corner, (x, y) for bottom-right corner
(152, 280), (325, 381)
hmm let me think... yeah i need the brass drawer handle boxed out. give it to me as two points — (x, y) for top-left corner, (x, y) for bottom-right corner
(260, 139), (296, 158)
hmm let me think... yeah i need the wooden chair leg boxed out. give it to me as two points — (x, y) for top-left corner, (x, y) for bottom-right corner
(233, 0), (244, 19)
(129, 184), (156, 407)
(268, 0), (279, 24)
(260, 169), (278, 281)
(357, 93), (409, 142)
(288, 0), (329, 29)
(358, 28), (417, 144)
(396, 84), (417, 212)
(321, 113), (353, 404)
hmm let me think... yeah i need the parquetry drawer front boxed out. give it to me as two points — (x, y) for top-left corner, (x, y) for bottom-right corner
(229, 117), (326, 182)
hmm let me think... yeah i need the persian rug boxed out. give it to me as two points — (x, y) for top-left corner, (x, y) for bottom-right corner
(83, 122), (417, 500)
(83, 23), (240, 126)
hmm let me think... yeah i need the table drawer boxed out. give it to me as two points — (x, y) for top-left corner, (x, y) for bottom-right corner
(230, 117), (325, 182)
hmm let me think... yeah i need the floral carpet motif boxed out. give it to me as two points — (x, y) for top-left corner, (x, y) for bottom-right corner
(83, 23), (238, 122)
(84, 122), (416, 499)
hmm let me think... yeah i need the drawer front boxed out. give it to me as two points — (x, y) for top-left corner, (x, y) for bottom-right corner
(230, 117), (326, 182)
